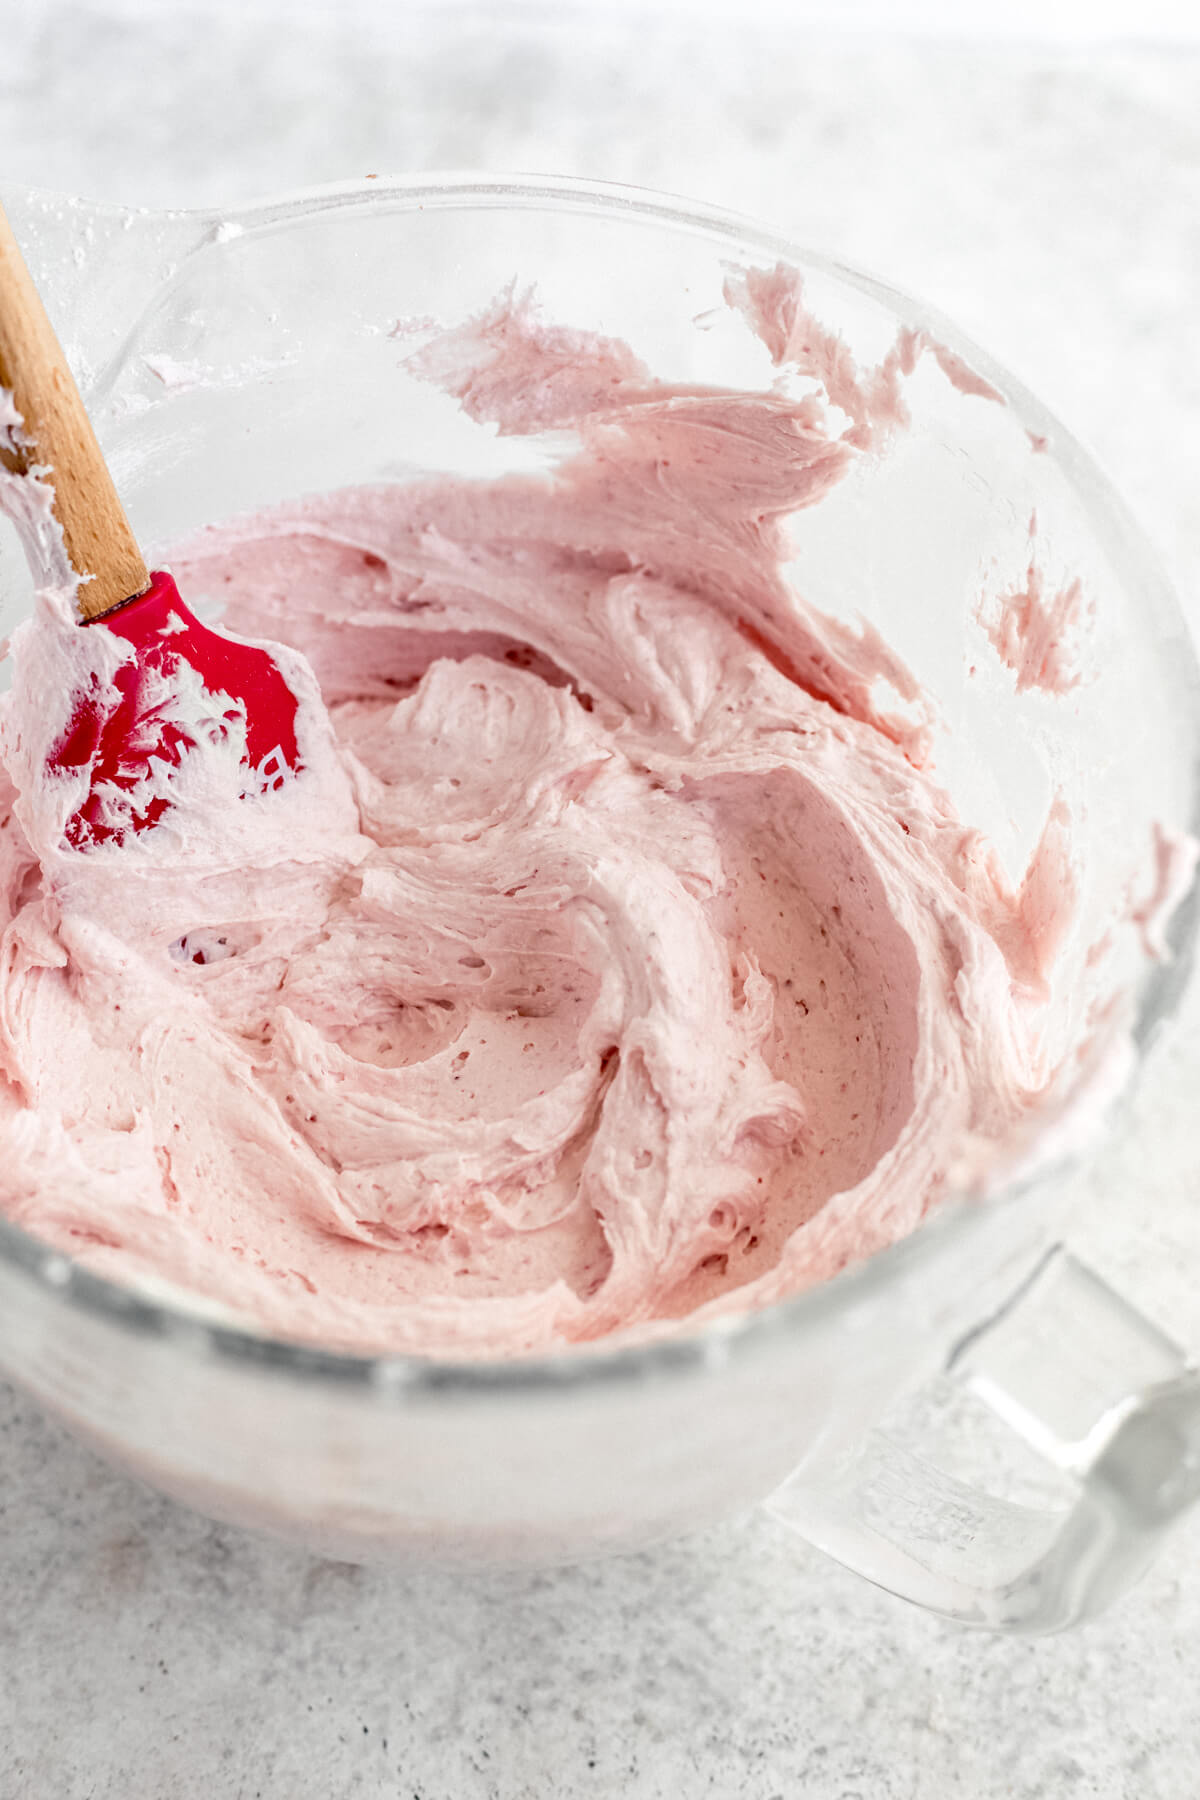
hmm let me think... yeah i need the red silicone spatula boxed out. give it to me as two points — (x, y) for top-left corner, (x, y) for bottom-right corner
(0, 201), (301, 848)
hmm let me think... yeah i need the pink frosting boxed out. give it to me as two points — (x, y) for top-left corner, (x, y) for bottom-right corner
(0, 272), (1116, 1357)
(977, 512), (1094, 696)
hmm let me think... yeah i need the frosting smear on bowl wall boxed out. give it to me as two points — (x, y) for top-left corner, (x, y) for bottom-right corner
(0, 268), (1166, 1357)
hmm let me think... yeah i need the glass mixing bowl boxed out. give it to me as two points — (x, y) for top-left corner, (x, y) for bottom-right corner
(1, 174), (1198, 1632)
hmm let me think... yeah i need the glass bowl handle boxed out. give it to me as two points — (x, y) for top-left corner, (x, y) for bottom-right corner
(763, 1247), (1200, 1631)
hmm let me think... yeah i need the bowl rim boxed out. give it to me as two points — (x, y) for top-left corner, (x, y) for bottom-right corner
(1, 168), (1197, 1396)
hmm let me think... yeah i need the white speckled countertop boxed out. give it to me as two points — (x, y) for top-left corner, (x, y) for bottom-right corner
(2, 5), (1200, 1795)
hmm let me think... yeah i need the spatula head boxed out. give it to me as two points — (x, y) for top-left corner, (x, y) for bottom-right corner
(49, 570), (302, 849)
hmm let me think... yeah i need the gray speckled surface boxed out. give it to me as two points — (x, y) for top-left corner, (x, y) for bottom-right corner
(3, 1383), (1199, 1799)
(2, 6), (1200, 1795)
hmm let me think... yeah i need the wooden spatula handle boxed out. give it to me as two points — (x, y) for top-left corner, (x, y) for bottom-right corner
(0, 200), (149, 620)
